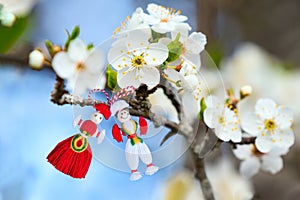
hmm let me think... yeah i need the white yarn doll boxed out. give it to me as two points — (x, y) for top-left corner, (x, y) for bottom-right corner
(111, 100), (159, 181)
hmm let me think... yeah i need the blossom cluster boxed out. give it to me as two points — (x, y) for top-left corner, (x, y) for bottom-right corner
(203, 93), (294, 178)
(29, 3), (207, 120)
(108, 4), (206, 120)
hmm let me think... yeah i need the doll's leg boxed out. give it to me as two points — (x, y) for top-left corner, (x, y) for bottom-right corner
(125, 140), (142, 181)
(138, 143), (159, 175)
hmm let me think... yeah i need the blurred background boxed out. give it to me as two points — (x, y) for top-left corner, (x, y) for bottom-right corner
(1, 0), (300, 199)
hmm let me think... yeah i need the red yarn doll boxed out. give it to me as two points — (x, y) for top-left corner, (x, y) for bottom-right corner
(47, 103), (111, 178)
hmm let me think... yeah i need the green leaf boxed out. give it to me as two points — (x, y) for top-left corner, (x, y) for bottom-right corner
(106, 65), (118, 89)
(70, 26), (80, 40)
(199, 97), (207, 121)
(87, 43), (94, 50)
(45, 40), (54, 56)
(166, 33), (183, 62)
(0, 16), (29, 53)
(64, 26), (80, 50)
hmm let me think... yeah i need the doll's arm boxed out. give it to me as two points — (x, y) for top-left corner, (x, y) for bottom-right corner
(112, 124), (124, 142)
(96, 129), (105, 144)
(73, 115), (83, 127)
(139, 116), (148, 135)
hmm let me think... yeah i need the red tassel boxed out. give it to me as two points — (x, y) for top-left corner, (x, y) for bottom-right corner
(47, 134), (92, 179)
(139, 116), (148, 135)
(112, 124), (123, 142)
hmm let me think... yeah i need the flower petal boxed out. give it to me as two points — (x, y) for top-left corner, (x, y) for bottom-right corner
(138, 66), (160, 88)
(182, 92), (200, 123)
(52, 52), (76, 78)
(205, 95), (222, 109)
(275, 106), (293, 130)
(255, 98), (278, 120)
(241, 113), (263, 136)
(233, 145), (253, 160)
(144, 43), (168, 65)
(255, 136), (273, 153)
(68, 38), (89, 62)
(186, 32), (207, 54)
(146, 3), (163, 19)
(240, 157), (260, 178)
(123, 29), (149, 51)
(107, 44), (131, 71)
(268, 146), (289, 156)
(274, 129), (295, 150)
(182, 53), (201, 69)
(158, 37), (172, 46)
(261, 155), (283, 174)
(117, 68), (140, 88)
(215, 125), (233, 142)
(171, 24), (190, 37)
(151, 23), (173, 33)
(203, 108), (218, 129)
(172, 15), (188, 22)
(85, 47), (105, 73)
(229, 127), (242, 143)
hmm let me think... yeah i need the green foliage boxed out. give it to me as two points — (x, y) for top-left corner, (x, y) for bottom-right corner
(0, 4), (3, 14)
(206, 42), (224, 68)
(198, 97), (207, 121)
(166, 33), (183, 62)
(106, 65), (118, 89)
(64, 26), (80, 50)
(45, 40), (54, 56)
(0, 16), (29, 53)
(87, 43), (94, 50)
(151, 30), (165, 43)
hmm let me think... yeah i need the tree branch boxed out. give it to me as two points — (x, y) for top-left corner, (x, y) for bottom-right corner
(50, 78), (191, 138)
(191, 149), (215, 200)
(229, 137), (256, 148)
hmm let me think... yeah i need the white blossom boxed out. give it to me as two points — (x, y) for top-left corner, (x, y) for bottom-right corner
(108, 29), (168, 88)
(206, 159), (254, 200)
(0, 0), (37, 17)
(0, 9), (15, 26)
(28, 49), (44, 69)
(159, 31), (206, 70)
(52, 38), (105, 95)
(204, 96), (242, 142)
(113, 7), (151, 37)
(162, 160), (254, 200)
(148, 88), (179, 123)
(175, 31), (206, 69)
(241, 98), (294, 153)
(233, 144), (289, 178)
(142, 3), (191, 34)
(163, 63), (203, 122)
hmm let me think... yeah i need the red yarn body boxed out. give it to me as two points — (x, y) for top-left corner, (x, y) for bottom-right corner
(47, 134), (92, 179)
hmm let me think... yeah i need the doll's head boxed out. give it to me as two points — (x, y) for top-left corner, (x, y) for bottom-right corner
(116, 108), (130, 123)
(110, 100), (131, 123)
(90, 112), (104, 124)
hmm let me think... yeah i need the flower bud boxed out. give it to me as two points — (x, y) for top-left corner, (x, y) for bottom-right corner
(1, 11), (16, 27)
(240, 85), (252, 99)
(29, 49), (45, 70)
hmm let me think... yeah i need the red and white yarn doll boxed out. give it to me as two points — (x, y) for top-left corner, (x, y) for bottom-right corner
(110, 87), (159, 181)
(47, 89), (111, 179)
